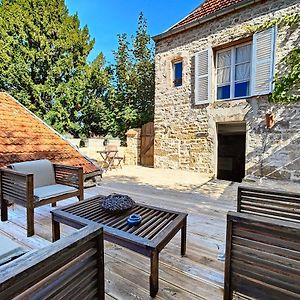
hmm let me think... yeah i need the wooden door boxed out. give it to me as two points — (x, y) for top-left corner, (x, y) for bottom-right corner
(140, 122), (154, 167)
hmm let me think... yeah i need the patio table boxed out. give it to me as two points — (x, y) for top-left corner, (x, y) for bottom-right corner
(97, 150), (122, 170)
(51, 195), (187, 297)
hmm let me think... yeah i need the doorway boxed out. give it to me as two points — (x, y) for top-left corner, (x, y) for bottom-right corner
(217, 123), (246, 182)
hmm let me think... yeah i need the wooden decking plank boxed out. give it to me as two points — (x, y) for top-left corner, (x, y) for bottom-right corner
(0, 178), (234, 300)
(105, 255), (205, 300)
(105, 246), (221, 299)
(0, 221), (50, 249)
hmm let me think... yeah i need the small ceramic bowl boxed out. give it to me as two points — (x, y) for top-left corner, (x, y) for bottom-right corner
(127, 214), (142, 226)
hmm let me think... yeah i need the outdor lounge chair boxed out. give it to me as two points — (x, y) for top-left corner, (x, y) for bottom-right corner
(0, 159), (83, 236)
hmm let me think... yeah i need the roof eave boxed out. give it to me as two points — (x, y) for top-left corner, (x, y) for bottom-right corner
(152, 0), (261, 43)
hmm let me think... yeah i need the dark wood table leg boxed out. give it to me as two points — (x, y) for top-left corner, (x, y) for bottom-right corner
(181, 217), (187, 256)
(150, 250), (159, 298)
(1, 198), (8, 221)
(52, 218), (61, 242)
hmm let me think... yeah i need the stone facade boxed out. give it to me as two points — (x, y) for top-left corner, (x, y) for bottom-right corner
(154, 0), (300, 181)
(125, 128), (141, 165)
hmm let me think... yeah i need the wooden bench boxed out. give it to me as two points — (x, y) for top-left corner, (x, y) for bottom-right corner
(237, 186), (300, 223)
(0, 225), (104, 300)
(224, 211), (300, 300)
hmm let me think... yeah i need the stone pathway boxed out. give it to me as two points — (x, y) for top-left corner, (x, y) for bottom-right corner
(101, 165), (300, 203)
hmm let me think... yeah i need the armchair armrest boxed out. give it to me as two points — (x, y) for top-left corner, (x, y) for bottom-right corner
(53, 164), (83, 190)
(0, 168), (34, 205)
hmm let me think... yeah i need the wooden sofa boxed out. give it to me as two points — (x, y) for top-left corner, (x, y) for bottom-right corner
(0, 159), (84, 236)
(224, 211), (300, 300)
(0, 225), (104, 300)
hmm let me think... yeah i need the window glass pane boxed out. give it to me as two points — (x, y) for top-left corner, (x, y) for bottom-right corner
(234, 82), (249, 97)
(217, 67), (231, 85)
(174, 62), (182, 87)
(235, 63), (250, 81)
(217, 85), (230, 100)
(236, 44), (251, 64)
(217, 50), (231, 68)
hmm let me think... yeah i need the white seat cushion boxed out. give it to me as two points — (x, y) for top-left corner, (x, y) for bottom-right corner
(10, 159), (56, 188)
(34, 184), (77, 201)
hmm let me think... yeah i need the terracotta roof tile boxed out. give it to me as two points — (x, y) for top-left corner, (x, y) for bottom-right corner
(0, 92), (101, 175)
(172, 0), (243, 29)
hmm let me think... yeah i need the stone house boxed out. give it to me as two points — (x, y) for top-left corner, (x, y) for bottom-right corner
(153, 0), (300, 182)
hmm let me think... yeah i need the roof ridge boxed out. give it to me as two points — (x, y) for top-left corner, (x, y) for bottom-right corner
(174, 0), (243, 30)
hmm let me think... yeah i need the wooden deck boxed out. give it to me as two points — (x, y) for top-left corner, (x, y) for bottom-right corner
(0, 178), (237, 299)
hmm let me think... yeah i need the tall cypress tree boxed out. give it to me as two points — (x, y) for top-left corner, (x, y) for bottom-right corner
(0, 0), (95, 136)
(109, 13), (155, 142)
(132, 13), (155, 126)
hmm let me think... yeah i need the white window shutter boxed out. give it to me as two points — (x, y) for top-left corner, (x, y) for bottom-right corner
(251, 26), (276, 96)
(195, 48), (212, 105)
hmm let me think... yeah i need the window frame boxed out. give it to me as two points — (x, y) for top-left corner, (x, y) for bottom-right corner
(172, 60), (183, 88)
(215, 41), (252, 101)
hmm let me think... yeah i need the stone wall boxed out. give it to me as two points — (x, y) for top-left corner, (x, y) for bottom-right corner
(125, 128), (141, 165)
(154, 0), (300, 181)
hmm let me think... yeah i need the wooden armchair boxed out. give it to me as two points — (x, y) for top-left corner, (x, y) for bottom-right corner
(0, 225), (105, 300)
(237, 186), (300, 223)
(224, 212), (300, 300)
(0, 159), (84, 236)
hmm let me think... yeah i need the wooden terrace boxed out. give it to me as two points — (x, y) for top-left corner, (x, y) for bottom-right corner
(0, 178), (235, 299)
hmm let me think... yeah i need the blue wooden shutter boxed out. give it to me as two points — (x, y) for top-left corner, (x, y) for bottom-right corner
(251, 26), (276, 96)
(195, 48), (212, 104)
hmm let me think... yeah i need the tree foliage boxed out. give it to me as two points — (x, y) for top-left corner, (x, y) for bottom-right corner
(109, 13), (155, 142)
(246, 13), (300, 104)
(0, 1), (154, 140)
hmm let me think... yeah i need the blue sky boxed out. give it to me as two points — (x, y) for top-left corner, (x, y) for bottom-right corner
(65, 0), (201, 63)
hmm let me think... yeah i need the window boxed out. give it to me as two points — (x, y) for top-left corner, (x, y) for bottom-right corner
(173, 61), (183, 87)
(194, 27), (276, 105)
(216, 43), (251, 100)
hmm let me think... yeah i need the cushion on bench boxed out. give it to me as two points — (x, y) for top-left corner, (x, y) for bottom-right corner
(9, 159), (56, 188)
(34, 184), (77, 201)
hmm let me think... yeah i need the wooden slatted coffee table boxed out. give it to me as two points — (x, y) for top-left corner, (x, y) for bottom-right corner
(51, 195), (187, 297)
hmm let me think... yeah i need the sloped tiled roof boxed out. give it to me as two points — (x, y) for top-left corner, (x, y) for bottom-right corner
(0, 92), (100, 175)
(172, 0), (243, 30)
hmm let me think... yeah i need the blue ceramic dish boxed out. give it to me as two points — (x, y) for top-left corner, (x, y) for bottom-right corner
(127, 214), (142, 226)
